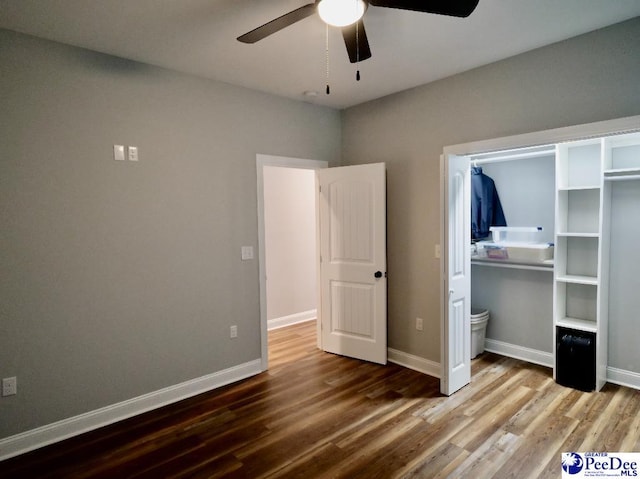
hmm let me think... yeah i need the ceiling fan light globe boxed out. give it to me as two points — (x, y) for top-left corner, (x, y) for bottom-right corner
(318, 0), (366, 27)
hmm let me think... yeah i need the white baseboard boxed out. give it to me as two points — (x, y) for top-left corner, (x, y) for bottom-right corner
(388, 340), (640, 393)
(606, 366), (640, 390)
(0, 359), (262, 461)
(387, 341), (553, 381)
(267, 309), (316, 331)
(485, 340), (640, 390)
(484, 339), (554, 368)
(387, 340), (553, 381)
(388, 348), (440, 378)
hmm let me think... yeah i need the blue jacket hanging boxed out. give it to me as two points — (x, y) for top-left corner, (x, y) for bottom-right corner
(471, 166), (507, 239)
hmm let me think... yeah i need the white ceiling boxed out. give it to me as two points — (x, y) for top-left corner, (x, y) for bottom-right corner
(1, 0), (639, 109)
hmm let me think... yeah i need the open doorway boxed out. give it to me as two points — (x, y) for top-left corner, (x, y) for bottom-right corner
(256, 155), (328, 370)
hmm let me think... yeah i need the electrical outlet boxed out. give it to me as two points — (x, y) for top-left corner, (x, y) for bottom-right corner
(241, 246), (254, 261)
(416, 317), (424, 331)
(434, 244), (441, 259)
(230, 325), (238, 338)
(2, 377), (17, 397)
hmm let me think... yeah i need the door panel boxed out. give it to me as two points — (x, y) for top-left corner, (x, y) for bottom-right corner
(317, 163), (387, 365)
(442, 154), (471, 395)
(331, 281), (374, 337)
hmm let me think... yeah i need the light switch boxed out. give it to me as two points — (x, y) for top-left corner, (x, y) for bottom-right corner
(128, 146), (139, 162)
(241, 246), (254, 261)
(113, 145), (125, 161)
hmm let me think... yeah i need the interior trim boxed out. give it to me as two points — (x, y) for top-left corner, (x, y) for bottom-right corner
(484, 339), (554, 368)
(388, 348), (440, 378)
(256, 154), (329, 371)
(607, 366), (640, 391)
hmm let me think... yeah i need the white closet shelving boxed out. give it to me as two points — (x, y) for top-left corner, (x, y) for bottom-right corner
(555, 139), (603, 331)
(553, 131), (640, 391)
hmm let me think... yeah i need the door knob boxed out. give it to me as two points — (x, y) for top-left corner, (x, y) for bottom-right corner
(374, 271), (383, 278)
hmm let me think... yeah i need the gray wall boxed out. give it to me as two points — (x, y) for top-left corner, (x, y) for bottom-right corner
(0, 29), (341, 438)
(341, 18), (640, 363)
(471, 267), (553, 353)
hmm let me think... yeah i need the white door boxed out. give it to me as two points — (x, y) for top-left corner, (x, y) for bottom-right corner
(317, 163), (387, 365)
(441, 154), (471, 395)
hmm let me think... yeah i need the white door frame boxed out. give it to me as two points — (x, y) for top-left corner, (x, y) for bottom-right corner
(256, 154), (328, 371)
(439, 115), (640, 392)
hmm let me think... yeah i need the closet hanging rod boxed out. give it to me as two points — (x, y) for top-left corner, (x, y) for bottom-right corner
(471, 148), (556, 166)
(604, 174), (640, 182)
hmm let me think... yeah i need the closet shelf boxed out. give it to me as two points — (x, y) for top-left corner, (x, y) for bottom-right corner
(556, 232), (600, 238)
(555, 274), (598, 285)
(557, 185), (600, 191)
(471, 258), (553, 272)
(556, 317), (598, 333)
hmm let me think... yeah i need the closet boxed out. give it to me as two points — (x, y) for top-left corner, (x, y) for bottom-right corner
(469, 146), (556, 364)
(441, 117), (640, 396)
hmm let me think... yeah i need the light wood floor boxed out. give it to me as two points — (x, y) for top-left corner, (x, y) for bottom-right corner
(2, 320), (639, 478)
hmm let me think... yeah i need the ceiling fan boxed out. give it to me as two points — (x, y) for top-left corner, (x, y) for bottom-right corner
(237, 0), (480, 64)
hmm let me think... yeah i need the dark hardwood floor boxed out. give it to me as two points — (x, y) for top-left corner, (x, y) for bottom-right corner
(2, 320), (639, 478)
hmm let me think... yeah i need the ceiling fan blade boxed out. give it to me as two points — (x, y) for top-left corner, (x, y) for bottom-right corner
(342, 20), (372, 63)
(237, 3), (317, 43)
(369, 0), (479, 18)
